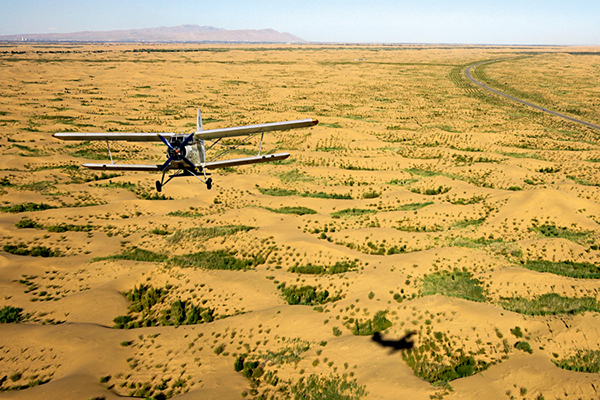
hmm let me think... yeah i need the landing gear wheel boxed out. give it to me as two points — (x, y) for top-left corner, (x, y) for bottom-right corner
(206, 178), (213, 190)
(155, 180), (162, 192)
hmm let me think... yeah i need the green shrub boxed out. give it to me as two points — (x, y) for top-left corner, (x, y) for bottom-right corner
(515, 341), (533, 354)
(0, 306), (25, 323)
(510, 326), (523, 338)
(234, 356), (245, 372)
(278, 283), (339, 305)
(15, 218), (42, 229)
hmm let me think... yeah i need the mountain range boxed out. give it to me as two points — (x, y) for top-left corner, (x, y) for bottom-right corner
(0, 25), (305, 43)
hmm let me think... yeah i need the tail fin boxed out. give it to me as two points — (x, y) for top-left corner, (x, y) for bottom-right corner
(197, 109), (203, 132)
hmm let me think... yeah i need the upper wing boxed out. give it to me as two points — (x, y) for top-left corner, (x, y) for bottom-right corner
(53, 132), (175, 142)
(195, 118), (318, 140)
(53, 119), (318, 142)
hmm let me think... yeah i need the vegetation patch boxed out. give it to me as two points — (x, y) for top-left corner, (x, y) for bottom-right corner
(167, 210), (203, 218)
(46, 223), (96, 233)
(402, 331), (492, 385)
(258, 187), (352, 199)
(113, 284), (216, 329)
(3, 243), (61, 258)
(331, 208), (377, 218)
(452, 218), (486, 229)
(530, 223), (594, 244)
(288, 374), (367, 400)
(446, 195), (487, 205)
(396, 202), (434, 211)
(288, 261), (357, 275)
(0, 306), (25, 323)
(499, 293), (600, 315)
(167, 225), (255, 243)
(387, 178), (418, 186)
(278, 283), (341, 305)
(235, 338), (366, 400)
(171, 249), (271, 270)
(0, 202), (56, 213)
(277, 169), (314, 183)
(404, 168), (442, 177)
(345, 310), (392, 336)
(15, 218), (96, 233)
(420, 270), (488, 302)
(553, 350), (600, 373)
(411, 186), (451, 196)
(92, 247), (168, 263)
(15, 218), (43, 229)
(264, 206), (317, 216)
(521, 260), (600, 279)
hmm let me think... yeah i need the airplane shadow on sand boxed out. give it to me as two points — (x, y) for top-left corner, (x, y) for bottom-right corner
(371, 331), (416, 354)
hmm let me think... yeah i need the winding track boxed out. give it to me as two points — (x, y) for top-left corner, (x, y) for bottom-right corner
(464, 60), (600, 131)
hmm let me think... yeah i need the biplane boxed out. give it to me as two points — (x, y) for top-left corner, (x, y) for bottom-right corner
(53, 110), (318, 192)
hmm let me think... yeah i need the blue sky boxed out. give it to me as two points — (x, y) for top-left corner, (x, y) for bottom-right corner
(1, 0), (599, 45)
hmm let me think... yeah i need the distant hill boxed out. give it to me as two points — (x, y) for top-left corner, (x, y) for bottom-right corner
(0, 24), (306, 43)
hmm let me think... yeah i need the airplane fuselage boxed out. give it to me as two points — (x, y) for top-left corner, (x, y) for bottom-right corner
(167, 135), (205, 168)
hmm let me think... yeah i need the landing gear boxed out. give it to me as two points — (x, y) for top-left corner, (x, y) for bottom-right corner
(154, 169), (212, 192)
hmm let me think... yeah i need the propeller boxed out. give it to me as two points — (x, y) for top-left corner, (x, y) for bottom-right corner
(157, 132), (196, 172)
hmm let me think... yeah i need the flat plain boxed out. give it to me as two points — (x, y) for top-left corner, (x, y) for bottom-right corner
(1, 43), (600, 400)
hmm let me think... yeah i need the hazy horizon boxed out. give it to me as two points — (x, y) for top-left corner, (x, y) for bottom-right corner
(1, 0), (599, 46)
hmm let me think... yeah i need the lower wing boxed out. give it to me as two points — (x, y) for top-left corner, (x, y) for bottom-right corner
(82, 153), (289, 171)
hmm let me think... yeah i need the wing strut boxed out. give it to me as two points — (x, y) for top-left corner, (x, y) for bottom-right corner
(106, 140), (114, 164)
(258, 132), (264, 156)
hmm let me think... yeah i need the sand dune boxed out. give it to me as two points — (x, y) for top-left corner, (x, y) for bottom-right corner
(1, 43), (599, 399)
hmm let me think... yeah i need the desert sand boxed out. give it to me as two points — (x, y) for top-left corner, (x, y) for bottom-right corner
(0, 43), (599, 399)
